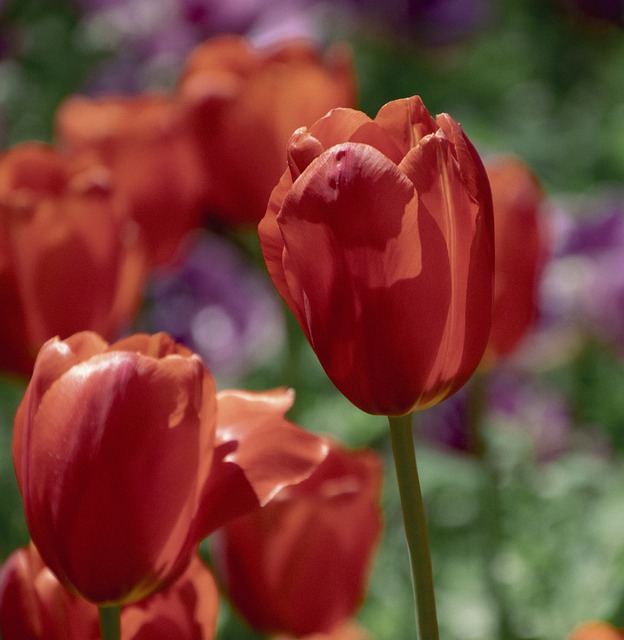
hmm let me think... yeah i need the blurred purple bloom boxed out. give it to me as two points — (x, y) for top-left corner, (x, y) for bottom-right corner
(145, 232), (285, 383)
(417, 372), (572, 462)
(75, 0), (323, 92)
(537, 194), (624, 357)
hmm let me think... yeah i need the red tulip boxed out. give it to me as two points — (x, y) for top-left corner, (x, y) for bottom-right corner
(0, 544), (219, 639)
(178, 35), (356, 225)
(55, 93), (209, 265)
(12, 331), (327, 605)
(481, 155), (545, 367)
(566, 622), (624, 640)
(0, 544), (98, 640)
(273, 621), (371, 640)
(0, 142), (147, 376)
(212, 439), (383, 637)
(259, 96), (494, 416)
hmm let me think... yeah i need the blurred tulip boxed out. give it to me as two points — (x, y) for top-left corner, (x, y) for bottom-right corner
(12, 331), (327, 605)
(481, 156), (546, 367)
(212, 439), (383, 637)
(273, 621), (372, 640)
(0, 543), (98, 640)
(0, 142), (147, 377)
(259, 95), (494, 416)
(55, 93), (209, 265)
(177, 35), (356, 225)
(0, 544), (219, 639)
(566, 621), (624, 639)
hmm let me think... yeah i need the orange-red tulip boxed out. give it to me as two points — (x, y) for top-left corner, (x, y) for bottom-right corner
(259, 96), (494, 416)
(55, 93), (209, 265)
(481, 155), (545, 367)
(12, 331), (327, 605)
(273, 621), (372, 640)
(0, 544), (219, 640)
(177, 35), (356, 225)
(0, 142), (147, 376)
(566, 621), (624, 640)
(212, 439), (383, 637)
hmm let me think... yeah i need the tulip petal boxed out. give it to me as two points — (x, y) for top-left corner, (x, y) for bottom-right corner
(13, 332), (108, 493)
(193, 388), (328, 536)
(374, 96), (438, 156)
(400, 130), (493, 399)
(121, 556), (218, 640)
(277, 142), (452, 414)
(308, 108), (373, 149)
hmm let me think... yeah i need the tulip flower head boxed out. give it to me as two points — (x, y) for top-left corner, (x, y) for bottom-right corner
(481, 155), (545, 368)
(0, 142), (147, 376)
(12, 331), (327, 606)
(55, 93), (209, 265)
(0, 544), (219, 640)
(259, 96), (494, 416)
(212, 439), (383, 637)
(566, 621), (624, 640)
(178, 35), (357, 225)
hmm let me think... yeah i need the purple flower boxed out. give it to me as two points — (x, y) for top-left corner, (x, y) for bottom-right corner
(143, 232), (285, 383)
(538, 194), (624, 356)
(417, 371), (572, 462)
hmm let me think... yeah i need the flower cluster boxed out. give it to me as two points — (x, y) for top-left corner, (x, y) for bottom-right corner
(2, 3), (613, 637)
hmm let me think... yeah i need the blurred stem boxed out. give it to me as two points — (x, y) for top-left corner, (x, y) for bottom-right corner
(467, 372), (517, 640)
(388, 413), (439, 640)
(99, 605), (121, 640)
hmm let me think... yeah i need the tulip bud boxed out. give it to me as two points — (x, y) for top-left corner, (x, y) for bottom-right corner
(259, 96), (494, 416)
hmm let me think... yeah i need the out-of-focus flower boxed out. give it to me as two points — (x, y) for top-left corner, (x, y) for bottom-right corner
(76, 0), (325, 93)
(343, 0), (493, 45)
(273, 620), (372, 640)
(480, 155), (546, 368)
(417, 371), (572, 461)
(12, 331), (327, 605)
(145, 232), (285, 384)
(177, 34), (357, 225)
(0, 543), (219, 639)
(566, 621), (624, 639)
(259, 95), (494, 416)
(55, 92), (208, 265)
(0, 543), (99, 639)
(212, 439), (383, 637)
(0, 142), (147, 377)
(533, 195), (624, 366)
(120, 553), (218, 639)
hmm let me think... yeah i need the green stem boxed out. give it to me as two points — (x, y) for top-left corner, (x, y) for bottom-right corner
(99, 605), (121, 640)
(467, 373), (517, 640)
(388, 413), (439, 640)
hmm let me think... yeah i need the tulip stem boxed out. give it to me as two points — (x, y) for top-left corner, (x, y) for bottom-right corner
(99, 604), (121, 640)
(388, 413), (439, 640)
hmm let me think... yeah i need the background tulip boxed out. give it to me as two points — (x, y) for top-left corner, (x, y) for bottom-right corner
(177, 35), (357, 225)
(481, 155), (546, 368)
(0, 544), (219, 640)
(55, 93), (209, 266)
(272, 621), (372, 640)
(0, 142), (147, 377)
(566, 622), (624, 640)
(212, 439), (383, 637)
(259, 95), (494, 416)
